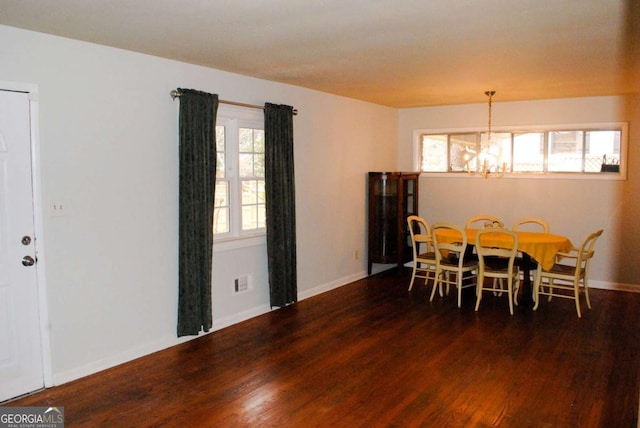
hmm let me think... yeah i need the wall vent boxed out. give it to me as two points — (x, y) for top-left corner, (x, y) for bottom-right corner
(234, 276), (249, 293)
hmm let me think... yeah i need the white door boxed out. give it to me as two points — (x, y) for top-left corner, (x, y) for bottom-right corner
(0, 89), (44, 402)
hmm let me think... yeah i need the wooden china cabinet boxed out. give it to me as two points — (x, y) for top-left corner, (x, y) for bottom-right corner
(367, 171), (420, 275)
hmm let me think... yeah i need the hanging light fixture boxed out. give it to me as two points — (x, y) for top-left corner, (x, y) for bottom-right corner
(464, 90), (506, 178)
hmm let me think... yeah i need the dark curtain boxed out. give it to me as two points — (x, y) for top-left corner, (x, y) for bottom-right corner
(264, 103), (297, 308)
(177, 88), (218, 336)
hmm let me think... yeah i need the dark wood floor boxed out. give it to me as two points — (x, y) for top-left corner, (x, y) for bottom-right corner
(5, 269), (640, 427)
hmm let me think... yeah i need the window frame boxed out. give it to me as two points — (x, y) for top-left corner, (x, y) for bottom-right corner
(214, 105), (266, 250)
(413, 122), (628, 180)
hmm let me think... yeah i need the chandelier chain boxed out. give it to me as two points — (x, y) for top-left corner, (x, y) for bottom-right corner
(485, 90), (495, 140)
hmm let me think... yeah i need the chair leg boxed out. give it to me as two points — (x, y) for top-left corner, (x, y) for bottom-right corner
(533, 274), (542, 311)
(424, 268), (442, 296)
(475, 274), (484, 312)
(430, 269), (442, 302)
(492, 277), (500, 296)
(513, 276), (520, 307)
(507, 280), (514, 315)
(583, 275), (592, 310)
(408, 265), (417, 291)
(574, 279), (582, 318)
(457, 276), (463, 308)
(429, 279), (438, 302)
(445, 271), (451, 296)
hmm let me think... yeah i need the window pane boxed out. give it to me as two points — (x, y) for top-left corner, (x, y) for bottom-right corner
(213, 207), (229, 234)
(213, 181), (229, 234)
(242, 180), (257, 204)
(257, 204), (266, 229)
(253, 129), (265, 152)
(548, 131), (584, 172)
(241, 179), (265, 231)
(586, 130), (620, 172)
(241, 202), (265, 231)
(239, 128), (264, 178)
(216, 153), (225, 178)
(254, 153), (265, 177)
(216, 125), (225, 151)
(239, 128), (254, 151)
(450, 133), (477, 172)
(216, 126), (226, 178)
(242, 205), (255, 230)
(513, 132), (544, 172)
(479, 132), (511, 172)
(239, 153), (253, 177)
(215, 181), (228, 206)
(420, 134), (447, 172)
(257, 180), (265, 203)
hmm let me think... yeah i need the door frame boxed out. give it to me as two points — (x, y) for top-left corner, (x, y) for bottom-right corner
(1, 80), (53, 389)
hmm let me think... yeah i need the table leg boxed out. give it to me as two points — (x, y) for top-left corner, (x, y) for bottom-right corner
(519, 253), (536, 307)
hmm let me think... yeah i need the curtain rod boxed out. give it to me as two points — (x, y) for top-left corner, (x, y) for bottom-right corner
(170, 89), (298, 115)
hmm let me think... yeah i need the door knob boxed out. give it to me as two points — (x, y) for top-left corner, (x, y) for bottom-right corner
(22, 255), (35, 266)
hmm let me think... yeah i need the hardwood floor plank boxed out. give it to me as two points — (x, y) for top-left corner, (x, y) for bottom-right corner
(4, 269), (639, 427)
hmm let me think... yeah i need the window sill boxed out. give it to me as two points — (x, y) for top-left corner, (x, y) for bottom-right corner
(213, 233), (266, 253)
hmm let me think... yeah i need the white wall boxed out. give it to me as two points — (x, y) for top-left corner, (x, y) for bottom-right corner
(0, 25), (398, 384)
(398, 96), (640, 288)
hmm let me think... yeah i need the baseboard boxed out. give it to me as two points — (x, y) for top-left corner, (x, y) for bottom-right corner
(590, 280), (640, 293)
(52, 272), (368, 386)
(52, 334), (194, 385)
(52, 307), (271, 385)
(48, 274), (640, 386)
(298, 270), (368, 301)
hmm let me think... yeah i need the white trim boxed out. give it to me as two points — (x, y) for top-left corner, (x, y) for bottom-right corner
(47, 268), (637, 386)
(213, 233), (266, 252)
(0, 80), (53, 388)
(29, 85), (54, 388)
(53, 272), (368, 385)
(589, 280), (640, 293)
(297, 271), (368, 301)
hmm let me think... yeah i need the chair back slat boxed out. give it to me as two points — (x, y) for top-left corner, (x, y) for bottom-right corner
(512, 217), (549, 234)
(432, 222), (468, 269)
(466, 215), (504, 229)
(407, 215), (433, 260)
(406, 215), (437, 291)
(476, 228), (519, 272)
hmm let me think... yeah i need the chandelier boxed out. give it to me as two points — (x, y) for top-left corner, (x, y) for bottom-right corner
(464, 90), (506, 178)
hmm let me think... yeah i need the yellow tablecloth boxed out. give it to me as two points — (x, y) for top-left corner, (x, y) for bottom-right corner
(435, 228), (573, 271)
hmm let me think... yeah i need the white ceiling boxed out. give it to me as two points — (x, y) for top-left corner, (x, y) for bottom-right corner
(1, 0), (638, 107)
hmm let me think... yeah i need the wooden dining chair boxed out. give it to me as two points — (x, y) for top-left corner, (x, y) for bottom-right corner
(512, 217), (550, 287)
(406, 216), (437, 291)
(466, 215), (504, 229)
(431, 222), (478, 308)
(512, 217), (549, 233)
(466, 215), (504, 262)
(533, 229), (603, 318)
(474, 228), (520, 315)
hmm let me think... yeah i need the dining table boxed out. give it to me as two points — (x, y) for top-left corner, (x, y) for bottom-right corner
(434, 228), (573, 306)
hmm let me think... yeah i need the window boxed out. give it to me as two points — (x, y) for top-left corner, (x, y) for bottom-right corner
(238, 127), (265, 231)
(214, 106), (265, 241)
(418, 123), (626, 177)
